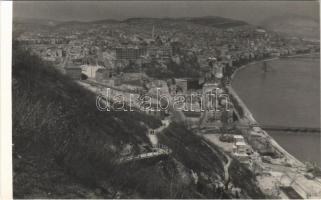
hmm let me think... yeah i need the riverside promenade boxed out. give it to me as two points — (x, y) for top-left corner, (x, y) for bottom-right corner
(228, 52), (320, 166)
(227, 53), (321, 198)
(227, 85), (304, 167)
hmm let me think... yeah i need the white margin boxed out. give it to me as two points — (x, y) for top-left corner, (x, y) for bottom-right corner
(0, 1), (13, 199)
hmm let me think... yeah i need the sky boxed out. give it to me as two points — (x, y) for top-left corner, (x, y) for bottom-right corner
(13, 1), (320, 25)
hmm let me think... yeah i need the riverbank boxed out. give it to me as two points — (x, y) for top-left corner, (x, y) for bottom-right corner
(227, 53), (321, 198)
(230, 52), (320, 80)
(227, 85), (304, 166)
(229, 52), (320, 165)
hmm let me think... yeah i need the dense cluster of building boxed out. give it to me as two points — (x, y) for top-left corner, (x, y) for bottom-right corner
(14, 18), (321, 199)
(16, 19), (319, 84)
(15, 19), (320, 132)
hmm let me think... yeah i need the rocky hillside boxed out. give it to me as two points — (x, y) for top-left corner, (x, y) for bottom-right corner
(12, 43), (166, 198)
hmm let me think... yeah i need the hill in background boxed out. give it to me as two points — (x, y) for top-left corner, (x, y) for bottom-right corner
(187, 16), (248, 28)
(261, 15), (320, 40)
(14, 16), (249, 29)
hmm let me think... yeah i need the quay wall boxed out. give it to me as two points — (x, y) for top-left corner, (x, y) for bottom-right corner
(227, 56), (307, 166)
(226, 85), (256, 125)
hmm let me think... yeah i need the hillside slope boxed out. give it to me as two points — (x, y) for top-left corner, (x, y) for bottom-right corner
(12, 45), (217, 198)
(12, 45), (185, 198)
(12, 44), (264, 198)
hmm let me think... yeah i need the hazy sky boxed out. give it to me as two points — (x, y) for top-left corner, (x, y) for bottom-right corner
(13, 1), (320, 25)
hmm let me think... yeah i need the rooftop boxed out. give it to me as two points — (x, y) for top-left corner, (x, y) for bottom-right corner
(233, 135), (244, 139)
(235, 141), (247, 146)
(65, 64), (81, 69)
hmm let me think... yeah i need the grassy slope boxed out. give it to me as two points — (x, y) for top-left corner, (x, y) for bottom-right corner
(12, 46), (175, 198)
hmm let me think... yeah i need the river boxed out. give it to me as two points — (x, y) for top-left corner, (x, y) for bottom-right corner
(232, 55), (321, 166)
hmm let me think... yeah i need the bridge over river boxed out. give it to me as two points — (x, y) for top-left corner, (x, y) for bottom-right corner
(237, 123), (320, 135)
(260, 125), (320, 134)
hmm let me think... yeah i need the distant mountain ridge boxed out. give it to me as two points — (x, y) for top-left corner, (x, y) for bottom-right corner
(14, 16), (249, 29)
(13, 17), (61, 26)
(187, 16), (248, 28)
(261, 15), (320, 40)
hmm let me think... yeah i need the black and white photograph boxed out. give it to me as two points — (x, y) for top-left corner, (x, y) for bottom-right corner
(0, 0), (320, 199)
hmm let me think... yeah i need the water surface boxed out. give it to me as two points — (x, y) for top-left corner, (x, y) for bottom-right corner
(233, 56), (320, 165)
